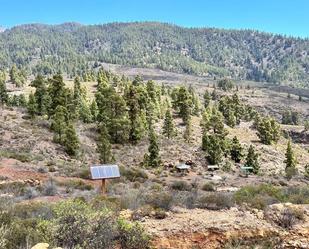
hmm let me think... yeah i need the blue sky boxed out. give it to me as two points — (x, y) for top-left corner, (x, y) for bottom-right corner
(1, 0), (309, 37)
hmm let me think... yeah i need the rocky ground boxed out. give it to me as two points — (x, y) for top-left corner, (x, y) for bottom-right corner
(128, 204), (309, 249)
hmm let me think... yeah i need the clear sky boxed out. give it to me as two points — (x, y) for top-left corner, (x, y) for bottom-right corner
(1, 0), (308, 38)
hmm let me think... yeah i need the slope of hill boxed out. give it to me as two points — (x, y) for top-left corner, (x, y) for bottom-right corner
(0, 22), (309, 87)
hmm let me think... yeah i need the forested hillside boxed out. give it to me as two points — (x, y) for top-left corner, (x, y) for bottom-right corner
(0, 22), (309, 87)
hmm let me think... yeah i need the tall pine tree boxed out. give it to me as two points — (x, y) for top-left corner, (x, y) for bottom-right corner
(245, 145), (259, 174)
(162, 109), (176, 139)
(63, 123), (80, 157)
(285, 140), (297, 179)
(230, 136), (243, 163)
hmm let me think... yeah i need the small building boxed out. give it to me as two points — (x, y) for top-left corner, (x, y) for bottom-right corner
(240, 166), (253, 176)
(90, 164), (120, 194)
(207, 165), (220, 171)
(176, 163), (190, 174)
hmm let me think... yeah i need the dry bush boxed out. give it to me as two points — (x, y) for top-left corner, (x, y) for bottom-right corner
(170, 180), (191, 191)
(277, 207), (305, 229)
(196, 193), (234, 210)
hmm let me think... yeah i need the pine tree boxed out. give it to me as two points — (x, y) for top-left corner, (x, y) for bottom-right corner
(73, 76), (82, 101)
(257, 117), (280, 145)
(203, 90), (211, 108)
(0, 79), (8, 105)
(202, 133), (224, 165)
(226, 109), (236, 128)
(184, 116), (192, 143)
(162, 109), (176, 139)
(211, 89), (218, 100)
(48, 73), (67, 116)
(97, 123), (113, 164)
(31, 75), (49, 115)
(285, 140), (297, 179)
(63, 123), (80, 156)
(90, 100), (99, 122)
(27, 92), (37, 119)
(200, 109), (211, 132)
(126, 84), (145, 144)
(245, 145), (259, 174)
(51, 105), (68, 143)
(176, 86), (192, 124)
(72, 76), (82, 118)
(209, 107), (227, 138)
(146, 128), (161, 167)
(96, 86), (129, 143)
(230, 136), (243, 163)
(79, 100), (93, 123)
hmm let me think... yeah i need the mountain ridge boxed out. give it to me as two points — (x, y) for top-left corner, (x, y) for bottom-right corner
(0, 21), (308, 87)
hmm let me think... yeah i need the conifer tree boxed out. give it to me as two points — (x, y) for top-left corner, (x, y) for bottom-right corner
(73, 76), (82, 101)
(245, 145), (259, 174)
(48, 73), (66, 116)
(200, 109), (211, 133)
(79, 100), (93, 123)
(63, 123), (80, 156)
(27, 92), (37, 119)
(203, 90), (211, 108)
(31, 75), (49, 115)
(90, 100), (99, 122)
(0, 79), (8, 105)
(285, 140), (297, 179)
(202, 134), (224, 165)
(230, 136), (243, 163)
(226, 109), (236, 128)
(211, 89), (218, 100)
(96, 85), (129, 143)
(176, 86), (192, 124)
(97, 123), (113, 164)
(146, 128), (161, 167)
(126, 84), (145, 144)
(209, 107), (227, 138)
(51, 105), (68, 143)
(18, 94), (27, 107)
(257, 117), (280, 145)
(162, 109), (176, 139)
(184, 116), (192, 143)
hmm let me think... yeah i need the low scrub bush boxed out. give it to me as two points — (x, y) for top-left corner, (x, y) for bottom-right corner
(234, 184), (284, 209)
(0, 150), (32, 163)
(170, 180), (191, 191)
(197, 193), (234, 210)
(118, 219), (151, 249)
(201, 182), (216, 192)
(0, 181), (27, 196)
(120, 167), (148, 182)
(59, 179), (93, 191)
(234, 185), (309, 209)
(144, 190), (173, 211)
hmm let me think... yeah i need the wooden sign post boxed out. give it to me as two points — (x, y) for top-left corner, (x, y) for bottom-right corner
(101, 179), (106, 195)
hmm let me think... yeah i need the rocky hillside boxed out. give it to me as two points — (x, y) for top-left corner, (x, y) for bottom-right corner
(1, 22), (309, 87)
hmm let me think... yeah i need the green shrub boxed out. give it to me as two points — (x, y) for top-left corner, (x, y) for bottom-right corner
(0, 150), (32, 163)
(197, 193), (234, 210)
(145, 191), (173, 211)
(201, 182), (216, 192)
(170, 181), (191, 191)
(234, 184), (284, 209)
(120, 167), (148, 182)
(0, 181), (26, 196)
(59, 179), (93, 191)
(118, 219), (151, 249)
